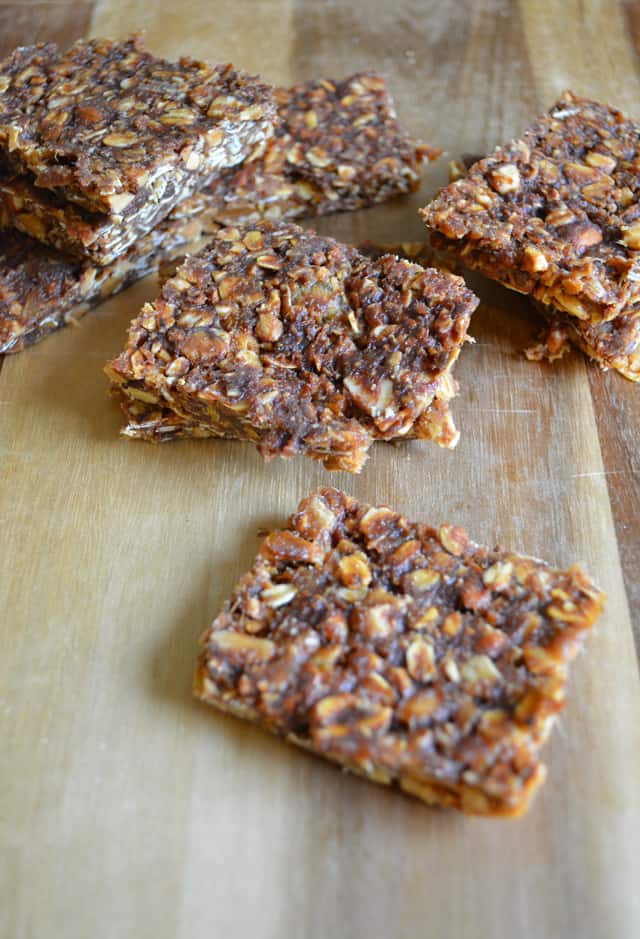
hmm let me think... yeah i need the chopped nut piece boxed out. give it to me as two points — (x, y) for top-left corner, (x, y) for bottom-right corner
(560, 221), (603, 249)
(337, 553), (372, 588)
(461, 654), (502, 688)
(489, 163), (520, 194)
(195, 488), (604, 817)
(406, 637), (436, 682)
(361, 605), (398, 641)
(523, 245), (549, 273)
(620, 223), (640, 250)
(106, 220), (477, 471)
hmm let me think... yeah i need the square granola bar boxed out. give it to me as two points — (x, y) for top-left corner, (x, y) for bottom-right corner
(422, 91), (640, 325)
(204, 72), (438, 226)
(195, 487), (604, 817)
(0, 36), (276, 261)
(105, 220), (477, 471)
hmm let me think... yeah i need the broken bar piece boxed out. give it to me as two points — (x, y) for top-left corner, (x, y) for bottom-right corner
(195, 487), (604, 817)
(105, 220), (477, 471)
(0, 196), (211, 354)
(422, 92), (640, 326)
(203, 72), (438, 226)
(0, 36), (276, 263)
(525, 303), (640, 381)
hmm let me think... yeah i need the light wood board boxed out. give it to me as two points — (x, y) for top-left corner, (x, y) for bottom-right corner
(1, 2), (639, 937)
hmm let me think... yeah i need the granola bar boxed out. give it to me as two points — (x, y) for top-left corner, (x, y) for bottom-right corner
(203, 73), (437, 226)
(105, 220), (477, 471)
(115, 240), (460, 444)
(122, 240), (452, 440)
(0, 36), (276, 262)
(0, 196), (210, 354)
(194, 487), (604, 817)
(422, 91), (640, 325)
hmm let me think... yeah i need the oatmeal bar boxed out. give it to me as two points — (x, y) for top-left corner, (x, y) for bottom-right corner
(427, 143), (640, 379)
(525, 304), (640, 381)
(203, 73), (437, 226)
(0, 36), (276, 261)
(0, 196), (210, 354)
(115, 240), (460, 445)
(422, 91), (640, 324)
(195, 487), (604, 817)
(105, 220), (477, 471)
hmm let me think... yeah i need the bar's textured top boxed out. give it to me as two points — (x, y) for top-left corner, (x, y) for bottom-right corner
(195, 487), (604, 817)
(422, 91), (640, 323)
(0, 36), (276, 215)
(106, 220), (477, 471)
(206, 72), (437, 223)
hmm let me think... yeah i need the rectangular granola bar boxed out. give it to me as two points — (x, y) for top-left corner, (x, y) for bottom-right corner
(195, 487), (604, 817)
(116, 238), (461, 444)
(422, 91), (640, 325)
(203, 72), (437, 226)
(0, 196), (211, 354)
(105, 220), (477, 471)
(0, 36), (276, 263)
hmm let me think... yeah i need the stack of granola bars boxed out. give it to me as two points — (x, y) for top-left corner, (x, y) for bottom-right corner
(0, 36), (281, 352)
(0, 36), (434, 354)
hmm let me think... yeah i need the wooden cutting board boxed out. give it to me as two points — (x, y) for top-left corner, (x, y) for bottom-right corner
(1, 2), (639, 937)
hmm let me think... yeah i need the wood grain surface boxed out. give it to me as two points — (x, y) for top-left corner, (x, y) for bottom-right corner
(1, 2), (639, 938)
